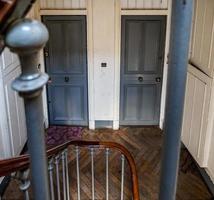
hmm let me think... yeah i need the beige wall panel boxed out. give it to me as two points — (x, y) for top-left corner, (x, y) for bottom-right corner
(207, 127), (214, 183)
(92, 0), (116, 120)
(128, 0), (136, 9)
(200, 1), (214, 69)
(160, 0), (168, 9)
(153, 0), (162, 9)
(3, 68), (27, 156)
(0, 49), (27, 158)
(182, 65), (212, 167)
(121, 0), (168, 9)
(121, 0), (128, 8)
(55, 1), (63, 8)
(79, 0), (86, 8)
(181, 72), (195, 147)
(136, 0), (144, 8)
(63, 0), (72, 8)
(40, 0), (87, 9)
(190, 0), (214, 77)
(71, 0), (80, 8)
(46, 0), (55, 9)
(143, 0), (152, 9)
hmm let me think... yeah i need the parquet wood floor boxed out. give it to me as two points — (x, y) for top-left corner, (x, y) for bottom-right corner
(3, 127), (213, 200)
(80, 127), (213, 200)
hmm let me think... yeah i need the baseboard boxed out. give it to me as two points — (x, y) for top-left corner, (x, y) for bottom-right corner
(197, 165), (214, 197)
(95, 120), (113, 129)
(0, 176), (11, 197)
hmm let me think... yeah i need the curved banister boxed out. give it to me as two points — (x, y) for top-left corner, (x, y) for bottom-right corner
(0, 140), (140, 200)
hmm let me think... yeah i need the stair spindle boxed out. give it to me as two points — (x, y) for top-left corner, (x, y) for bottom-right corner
(55, 155), (61, 200)
(90, 148), (95, 200)
(121, 154), (125, 200)
(48, 159), (55, 200)
(105, 148), (110, 200)
(61, 151), (67, 200)
(65, 149), (70, 200)
(75, 146), (81, 200)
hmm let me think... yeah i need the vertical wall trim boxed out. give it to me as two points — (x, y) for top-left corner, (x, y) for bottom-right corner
(113, 0), (121, 130)
(87, 0), (95, 129)
(204, 79), (214, 165)
(0, 77), (11, 157)
(159, 0), (172, 129)
(38, 13), (49, 128)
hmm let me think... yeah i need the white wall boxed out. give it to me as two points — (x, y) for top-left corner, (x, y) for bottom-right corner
(87, 0), (121, 129)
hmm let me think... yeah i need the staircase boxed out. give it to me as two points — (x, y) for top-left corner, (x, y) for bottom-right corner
(0, 141), (140, 200)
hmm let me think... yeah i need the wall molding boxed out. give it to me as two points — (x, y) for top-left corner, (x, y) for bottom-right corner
(159, 0), (172, 129)
(121, 9), (168, 16)
(86, 0), (95, 129)
(40, 9), (87, 16)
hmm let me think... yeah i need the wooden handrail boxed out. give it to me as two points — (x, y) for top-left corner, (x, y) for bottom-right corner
(0, 0), (16, 23)
(0, 140), (140, 200)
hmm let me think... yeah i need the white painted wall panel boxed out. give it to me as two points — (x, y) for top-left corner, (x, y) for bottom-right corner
(121, 0), (168, 9)
(0, 49), (27, 158)
(121, 0), (128, 8)
(182, 64), (212, 167)
(0, 78), (11, 158)
(40, 0), (87, 9)
(92, 0), (116, 120)
(136, 0), (144, 8)
(207, 126), (214, 183)
(3, 68), (27, 156)
(1, 48), (19, 76)
(190, 0), (214, 77)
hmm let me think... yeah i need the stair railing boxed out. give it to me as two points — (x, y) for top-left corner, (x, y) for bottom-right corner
(0, 140), (140, 200)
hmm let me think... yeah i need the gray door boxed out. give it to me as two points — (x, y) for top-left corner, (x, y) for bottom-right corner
(120, 16), (166, 125)
(43, 16), (88, 126)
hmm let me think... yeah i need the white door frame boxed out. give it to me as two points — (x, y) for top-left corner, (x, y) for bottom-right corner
(118, 8), (172, 130)
(38, 9), (88, 128)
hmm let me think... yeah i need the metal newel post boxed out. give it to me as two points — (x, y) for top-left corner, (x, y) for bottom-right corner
(159, 0), (193, 200)
(5, 19), (50, 200)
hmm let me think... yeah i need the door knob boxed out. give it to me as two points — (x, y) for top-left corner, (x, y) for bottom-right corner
(48, 77), (52, 84)
(138, 76), (143, 82)
(156, 77), (161, 82)
(64, 76), (69, 82)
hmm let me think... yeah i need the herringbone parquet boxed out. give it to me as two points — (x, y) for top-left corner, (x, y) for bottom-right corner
(79, 127), (213, 200)
(3, 127), (213, 200)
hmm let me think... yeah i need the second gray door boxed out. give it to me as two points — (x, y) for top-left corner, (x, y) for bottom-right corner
(43, 16), (88, 126)
(120, 16), (166, 125)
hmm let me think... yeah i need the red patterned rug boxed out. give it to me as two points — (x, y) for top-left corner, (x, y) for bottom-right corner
(45, 126), (83, 148)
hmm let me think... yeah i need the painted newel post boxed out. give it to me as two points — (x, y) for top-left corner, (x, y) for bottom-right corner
(5, 19), (50, 200)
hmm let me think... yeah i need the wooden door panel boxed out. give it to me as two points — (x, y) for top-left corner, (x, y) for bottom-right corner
(49, 85), (86, 123)
(47, 19), (86, 75)
(121, 84), (160, 125)
(120, 16), (166, 125)
(43, 16), (88, 126)
(124, 19), (162, 75)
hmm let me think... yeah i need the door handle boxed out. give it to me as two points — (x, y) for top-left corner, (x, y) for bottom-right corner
(156, 77), (161, 82)
(48, 77), (52, 84)
(138, 76), (143, 82)
(64, 76), (69, 82)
